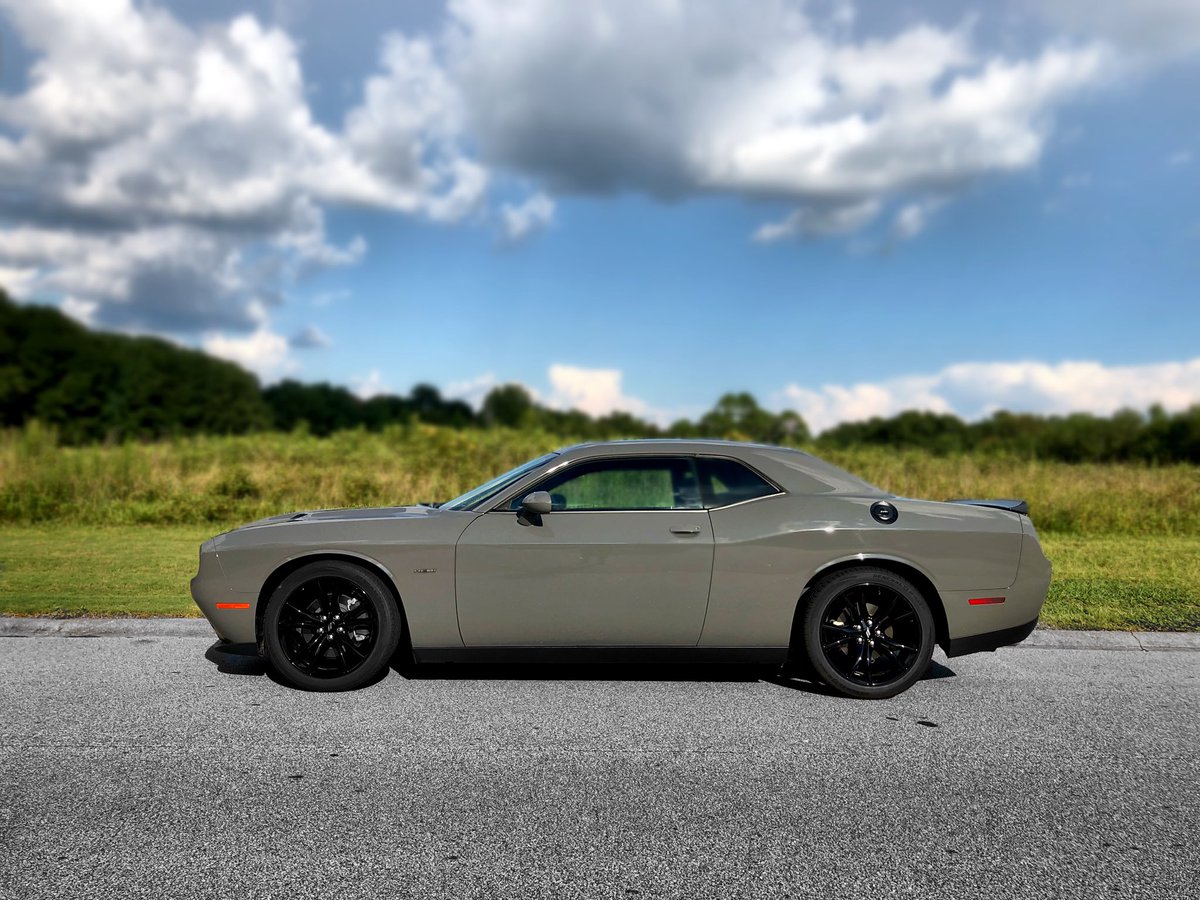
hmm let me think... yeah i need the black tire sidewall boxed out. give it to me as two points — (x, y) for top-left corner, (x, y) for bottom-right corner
(802, 567), (935, 700)
(263, 560), (402, 692)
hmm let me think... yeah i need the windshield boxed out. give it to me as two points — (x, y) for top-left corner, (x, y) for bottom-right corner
(440, 452), (559, 511)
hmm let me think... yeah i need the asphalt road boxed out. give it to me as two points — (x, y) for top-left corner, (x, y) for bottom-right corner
(1, 628), (1198, 900)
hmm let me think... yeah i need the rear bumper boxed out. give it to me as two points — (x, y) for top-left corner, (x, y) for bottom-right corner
(944, 616), (1039, 658)
(939, 530), (1052, 653)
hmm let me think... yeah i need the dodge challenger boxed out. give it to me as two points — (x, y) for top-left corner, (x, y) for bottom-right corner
(191, 439), (1051, 698)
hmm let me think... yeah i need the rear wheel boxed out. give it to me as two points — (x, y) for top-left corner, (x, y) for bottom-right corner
(263, 560), (402, 691)
(800, 566), (935, 699)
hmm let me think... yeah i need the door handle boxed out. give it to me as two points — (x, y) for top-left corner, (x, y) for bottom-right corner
(669, 526), (701, 535)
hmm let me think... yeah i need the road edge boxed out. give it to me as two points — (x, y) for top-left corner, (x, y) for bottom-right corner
(1, 616), (1198, 650)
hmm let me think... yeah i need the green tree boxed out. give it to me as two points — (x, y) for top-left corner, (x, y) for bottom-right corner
(482, 384), (535, 428)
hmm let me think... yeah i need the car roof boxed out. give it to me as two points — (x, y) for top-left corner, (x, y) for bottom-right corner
(551, 439), (885, 496)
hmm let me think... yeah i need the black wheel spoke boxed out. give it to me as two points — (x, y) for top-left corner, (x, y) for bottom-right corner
(339, 635), (369, 659)
(877, 635), (917, 654)
(282, 601), (321, 625)
(821, 623), (858, 637)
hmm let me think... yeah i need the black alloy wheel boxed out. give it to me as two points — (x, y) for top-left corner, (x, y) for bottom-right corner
(800, 566), (935, 699)
(263, 560), (403, 691)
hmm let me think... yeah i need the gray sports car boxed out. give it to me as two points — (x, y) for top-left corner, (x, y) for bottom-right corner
(191, 439), (1051, 698)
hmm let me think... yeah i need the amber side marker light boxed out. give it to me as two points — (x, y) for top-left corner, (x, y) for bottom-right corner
(968, 597), (1006, 606)
(216, 602), (251, 610)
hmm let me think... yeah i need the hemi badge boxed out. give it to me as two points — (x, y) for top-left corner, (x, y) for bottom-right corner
(216, 602), (251, 610)
(413, 568), (437, 574)
(968, 597), (1006, 606)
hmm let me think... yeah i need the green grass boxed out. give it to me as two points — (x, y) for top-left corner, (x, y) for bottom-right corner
(0, 525), (209, 617)
(0, 424), (1197, 628)
(1041, 535), (1200, 631)
(1, 526), (1196, 631)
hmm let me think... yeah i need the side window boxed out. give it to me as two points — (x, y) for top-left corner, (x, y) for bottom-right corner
(510, 458), (702, 511)
(697, 457), (778, 508)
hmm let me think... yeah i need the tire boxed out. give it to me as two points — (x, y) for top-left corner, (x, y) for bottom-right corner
(800, 566), (935, 700)
(263, 560), (403, 692)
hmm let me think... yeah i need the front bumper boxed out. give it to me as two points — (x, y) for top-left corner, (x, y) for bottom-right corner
(191, 540), (257, 643)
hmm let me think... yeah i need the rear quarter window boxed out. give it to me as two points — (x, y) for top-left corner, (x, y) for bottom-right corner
(697, 457), (779, 508)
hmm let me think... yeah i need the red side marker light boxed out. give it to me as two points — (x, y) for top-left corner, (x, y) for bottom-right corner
(968, 597), (1006, 606)
(216, 602), (251, 610)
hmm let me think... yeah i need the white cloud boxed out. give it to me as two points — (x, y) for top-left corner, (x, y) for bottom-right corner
(779, 357), (1200, 433)
(351, 369), (390, 400)
(1168, 150), (1194, 167)
(445, 372), (504, 410)
(546, 363), (652, 419)
(891, 198), (946, 241)
(444, 0), (1108, 239)
(499, 192), (555, 242)
(0, 265), (39, 297)
(754, 200), (880, 242)
(202, 326), (295, 382)
(0, 0), (482, 340)
(60, 296), (99, 326)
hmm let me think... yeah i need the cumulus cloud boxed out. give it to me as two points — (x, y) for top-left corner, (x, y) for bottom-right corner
(202, 326), (295, 382)
(445, 372), (503, 410)
(891, 198), (945, 241)
(351, 369), (390, 400)
(779, 357), (1200, 433)
(499, 192), (555, 243)
(545, 363), (653, 419)
(754, 200), (881, 242)
(0, 0), (484, 350)
(443, 0), (1108, 239)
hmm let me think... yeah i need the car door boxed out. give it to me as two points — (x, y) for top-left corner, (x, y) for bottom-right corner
(454, 456), (714, 646)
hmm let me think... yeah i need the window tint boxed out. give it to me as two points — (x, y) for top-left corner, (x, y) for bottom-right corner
(510, 458), (701, 511)
(697, 457), (778, 507)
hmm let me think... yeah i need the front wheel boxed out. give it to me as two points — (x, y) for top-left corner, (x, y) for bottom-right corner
(800, 567), (935, 699)
(263, 560), (403, 691)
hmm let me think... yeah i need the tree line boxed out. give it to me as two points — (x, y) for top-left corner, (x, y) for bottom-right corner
(2, 291), (1197, 462)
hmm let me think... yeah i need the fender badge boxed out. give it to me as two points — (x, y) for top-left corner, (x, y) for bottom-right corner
(413, 568), (437, 574)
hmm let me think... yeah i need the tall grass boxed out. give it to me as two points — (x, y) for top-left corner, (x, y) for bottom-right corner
(1, 422), (1197, 535)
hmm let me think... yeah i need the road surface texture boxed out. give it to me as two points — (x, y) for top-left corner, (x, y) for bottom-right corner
(0, 622), (1197, 899)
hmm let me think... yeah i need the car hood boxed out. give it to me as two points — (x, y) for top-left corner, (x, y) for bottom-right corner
(236, 505), (446, 531)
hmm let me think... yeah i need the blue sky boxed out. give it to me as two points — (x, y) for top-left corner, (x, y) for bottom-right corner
(1, 1), (1198, 430)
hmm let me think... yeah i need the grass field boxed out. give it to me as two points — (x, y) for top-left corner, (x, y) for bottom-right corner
(1, 424), (1197, 629)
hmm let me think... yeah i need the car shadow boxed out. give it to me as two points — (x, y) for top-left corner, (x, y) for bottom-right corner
(766, 658), (957, 695)
(204, 640), (393, 691)
(205, 640), (956, 693)
(205, 641), (265, 676)
(394, 659), (771, 683)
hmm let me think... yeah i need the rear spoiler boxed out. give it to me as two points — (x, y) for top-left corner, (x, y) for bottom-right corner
(948, 498), (1029, 516)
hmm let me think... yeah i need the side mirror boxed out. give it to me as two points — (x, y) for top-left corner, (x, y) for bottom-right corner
(520, 491), (553, 515)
